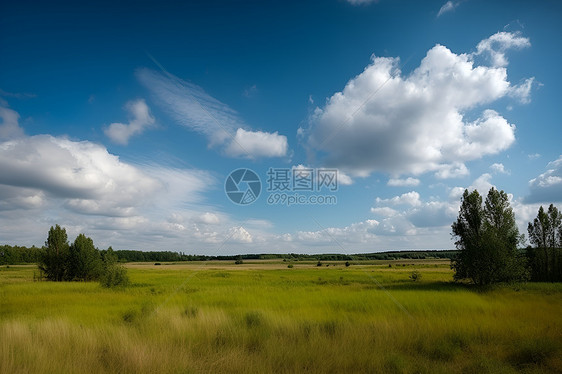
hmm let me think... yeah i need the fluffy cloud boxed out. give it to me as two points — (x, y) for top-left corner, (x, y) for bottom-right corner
(136, 68), (288, 158)
(490, 162), (509, 174)
(104, 99), (155, 145)
(524, 155), (562, 203)
(0, 128), (224, 250)
(225, 128), (288, 158)
(375, 191), (422, 207)
(306, 32), (530, 179)
(387, 177), (420, 187)
(0, 135), (163, 216)
(475, 31), (531, 67)
(0, 106), (24, 140)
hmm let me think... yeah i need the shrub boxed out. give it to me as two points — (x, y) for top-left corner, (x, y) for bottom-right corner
(345, 261), (350, 267)
(409, 270), (422, 282)
(287, 264), (294, 268)
(100, 263), (129, 288)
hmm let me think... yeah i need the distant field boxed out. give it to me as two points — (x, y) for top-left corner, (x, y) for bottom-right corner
(1, 260), (561, 373)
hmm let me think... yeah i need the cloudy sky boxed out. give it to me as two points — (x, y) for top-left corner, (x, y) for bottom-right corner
(1, 0), (561, 254)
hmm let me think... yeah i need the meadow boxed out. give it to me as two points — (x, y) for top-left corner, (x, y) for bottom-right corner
(1, 260), (561, 373)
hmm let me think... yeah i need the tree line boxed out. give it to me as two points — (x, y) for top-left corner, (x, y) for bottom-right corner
(452, 188), (561, 285)
(1, 246), (457, 265)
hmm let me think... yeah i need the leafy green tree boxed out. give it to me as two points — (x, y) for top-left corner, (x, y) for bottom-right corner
(67, 234), (102, 281)
(99, 246), (129, 287)
(527, 204), (562, 281)
(452, 188), (527, 285)
(39, 225), (70, 281)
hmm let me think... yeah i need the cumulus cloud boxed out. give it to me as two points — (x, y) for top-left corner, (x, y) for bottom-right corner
(475, 31), (531, 67)
(387, 177), (420, 187)
(136, 68), (288, 158)
(104, 99), (155, 145)
(375, 191), (422, 207)
(307, 32), (530, 179)
(0, 132), (216, 219)
(524, 155), (562, 203)
(225, 128), (288, 158)
(0, 106), (24, 140)
(490, 162), (509, 174)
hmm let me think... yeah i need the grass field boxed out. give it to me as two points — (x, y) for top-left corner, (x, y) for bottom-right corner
(1, 260), (561, 373)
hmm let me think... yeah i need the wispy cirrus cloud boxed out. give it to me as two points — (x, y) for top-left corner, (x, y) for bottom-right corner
(136, 68), (288, 159)
(437, 1), (461, 17)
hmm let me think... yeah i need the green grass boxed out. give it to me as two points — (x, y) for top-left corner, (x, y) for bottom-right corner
(1, 261), (561, 373)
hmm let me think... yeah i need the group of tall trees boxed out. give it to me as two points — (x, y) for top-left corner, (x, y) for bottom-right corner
(38, 225), (128, 286)
(452, 188), (562, 285)
(527, 204), (562, 281)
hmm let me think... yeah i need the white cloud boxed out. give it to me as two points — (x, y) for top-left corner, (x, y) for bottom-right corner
(228, 226), (253, 243)
(104, 99), (155, 145)
(225, 128), (288, 158)
(475, 31), (531, 67)
(307, 32), (529, 179)
(0, 135), (174, 217)
(370, 206), (398, 217)
(525, 155), (562, 203)
(387, 177), (420, 187)
(437, 1), (459, 17)
(490, 162), (509, 174)
(508, 77), (535, 104)
(0, 106), (24, 140)
(434, 163), (469, 179)
(528, 153), (541, 160)
(375, 191), (422, 207)
(136, 68), (288, 158)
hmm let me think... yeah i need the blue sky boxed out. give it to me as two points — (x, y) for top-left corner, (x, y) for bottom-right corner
(1, 0), (561, 254)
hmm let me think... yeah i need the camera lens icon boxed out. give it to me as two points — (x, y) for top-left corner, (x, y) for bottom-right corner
(225, 168), (261, 205)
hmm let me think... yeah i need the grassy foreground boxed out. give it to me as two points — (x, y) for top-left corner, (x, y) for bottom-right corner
(1, 260), (561, 373)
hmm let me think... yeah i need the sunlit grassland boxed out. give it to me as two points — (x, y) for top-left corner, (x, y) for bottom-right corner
(1, 261), (561, 373)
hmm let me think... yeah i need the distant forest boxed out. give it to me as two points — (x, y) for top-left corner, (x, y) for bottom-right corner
(0, 245), (456, 265)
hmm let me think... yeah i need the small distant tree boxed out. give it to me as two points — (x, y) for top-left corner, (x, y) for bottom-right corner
(527, 204), (562, 281)
(452, 188), (527, 285)
(100, 247), (129, 288)
(39, 225), (70, 281)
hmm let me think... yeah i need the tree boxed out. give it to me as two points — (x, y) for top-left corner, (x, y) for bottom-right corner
(527, 204), (562, 281)
(99, 247), (129, 288)
(452, 188), (527, 285)
(67, 234), (102, 281)
(39, 225), (70, 281)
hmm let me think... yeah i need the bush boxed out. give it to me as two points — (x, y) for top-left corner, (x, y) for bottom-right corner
(317, 261), (322, 267)
(100, 263), (129, 288)
(345, 261), (350, 267)
(409, 270), (422, 282)
(287, 264), (294, 268)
